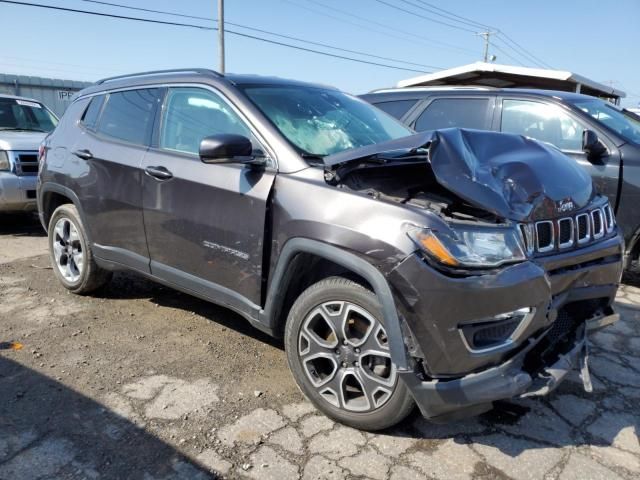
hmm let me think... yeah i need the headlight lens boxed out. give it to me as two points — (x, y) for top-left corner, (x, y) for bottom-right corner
(0, 151), (9, 171)
(410, 224), (526, 268)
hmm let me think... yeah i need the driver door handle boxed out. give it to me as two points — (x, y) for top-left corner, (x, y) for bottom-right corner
(72, 149), (93, 160)
(145, 165), (173, 180)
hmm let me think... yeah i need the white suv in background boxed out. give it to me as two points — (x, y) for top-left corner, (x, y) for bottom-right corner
(0, 94), (58, 213)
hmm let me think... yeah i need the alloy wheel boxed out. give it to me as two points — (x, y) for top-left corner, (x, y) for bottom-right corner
(52, 217), (84, 283)
(298, 300), (396, 412)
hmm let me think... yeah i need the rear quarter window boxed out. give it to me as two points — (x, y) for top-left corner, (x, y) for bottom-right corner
(96, 88), (161, 145)
(414, 98), (489, 131)
(372, 99), (418, 120)
(80, 95), (105, 131)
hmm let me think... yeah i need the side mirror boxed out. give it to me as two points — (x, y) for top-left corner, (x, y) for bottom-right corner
(199, 134), (253, 164)
(582, 129), (607, 159)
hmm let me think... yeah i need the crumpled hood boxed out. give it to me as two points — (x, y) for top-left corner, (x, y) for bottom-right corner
(0, 131), (47, 151)
(325, 128), (594, 222)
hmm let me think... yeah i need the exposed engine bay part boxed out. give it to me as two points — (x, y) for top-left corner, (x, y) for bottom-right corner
(325, 128), (595, 223)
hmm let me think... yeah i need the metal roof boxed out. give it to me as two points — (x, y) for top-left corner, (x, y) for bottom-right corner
(0, 73), (92, 90)
(397, 62), (626, 101)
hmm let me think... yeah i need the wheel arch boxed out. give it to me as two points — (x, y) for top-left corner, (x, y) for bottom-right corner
(39, 184), (91, 242)
(261, 238), (410, 371)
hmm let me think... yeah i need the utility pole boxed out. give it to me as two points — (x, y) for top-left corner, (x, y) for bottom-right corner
(476, 30), (496, 63)
(218, 0), (225, 73)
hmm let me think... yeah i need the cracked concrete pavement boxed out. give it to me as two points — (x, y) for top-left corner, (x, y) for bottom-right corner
(1, 214), (639, 479)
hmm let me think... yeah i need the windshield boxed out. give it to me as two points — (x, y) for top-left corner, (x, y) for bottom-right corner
(571, 98), (640, 145)
(242, 85), (413, 156)
(0, 97), (58, 132)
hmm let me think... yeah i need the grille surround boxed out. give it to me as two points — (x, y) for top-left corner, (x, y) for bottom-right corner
(12, 151), (39, 177)
(603, 204), (615, 233)
(557, 217), (574, 249)
(591, 209), (604, 239)
(576, 213), (591, 245)
(521, 203), (614, 255)
(535, 220), (554, 252)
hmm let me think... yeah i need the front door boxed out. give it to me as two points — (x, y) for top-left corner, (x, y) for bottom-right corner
(142, 86), (276, 307)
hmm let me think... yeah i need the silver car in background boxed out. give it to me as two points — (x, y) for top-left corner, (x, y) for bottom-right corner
(0, 94), (58, 212)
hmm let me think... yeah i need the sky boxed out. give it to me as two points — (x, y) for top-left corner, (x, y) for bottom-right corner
(1, 0), (639, 106)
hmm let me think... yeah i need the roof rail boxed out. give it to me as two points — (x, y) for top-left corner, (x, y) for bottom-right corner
(369, 85), (496, 94)
(95, 68), (222, 85)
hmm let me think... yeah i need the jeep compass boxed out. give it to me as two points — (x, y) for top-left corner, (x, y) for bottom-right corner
(37, 69), (623, 430)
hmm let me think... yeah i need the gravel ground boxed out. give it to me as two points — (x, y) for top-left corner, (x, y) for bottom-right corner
(1, 214), (639, 480)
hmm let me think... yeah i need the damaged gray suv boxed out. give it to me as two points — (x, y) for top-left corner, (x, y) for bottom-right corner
(37, 69), (624, 431)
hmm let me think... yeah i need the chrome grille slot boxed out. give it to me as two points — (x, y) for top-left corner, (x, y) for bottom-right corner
(519, 223), (534, 255)
(557, 218), (573, 249)
(576, 213), (590, 244)
(603, 205), (615, 233)
(535, 221), (554, 252)
(591, 209), (604, 239)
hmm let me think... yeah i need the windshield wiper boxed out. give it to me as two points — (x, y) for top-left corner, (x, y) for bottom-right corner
(301, 153), (326, 165)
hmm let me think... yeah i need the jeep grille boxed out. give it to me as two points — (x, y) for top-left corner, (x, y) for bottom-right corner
(520, 203), (615, 255)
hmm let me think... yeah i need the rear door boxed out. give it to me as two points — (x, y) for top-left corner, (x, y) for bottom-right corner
(71, 88), (162, 272)
(407, 96), (495, 132)
(141, 85), (276, 307)
(497, 97), (621, 206)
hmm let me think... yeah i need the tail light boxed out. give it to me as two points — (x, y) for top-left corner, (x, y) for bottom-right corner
(38, 141), (46, 168)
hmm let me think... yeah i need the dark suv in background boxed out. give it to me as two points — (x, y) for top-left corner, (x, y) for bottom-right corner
(361, 87), (640, 271)
(38, 70), (623, 430)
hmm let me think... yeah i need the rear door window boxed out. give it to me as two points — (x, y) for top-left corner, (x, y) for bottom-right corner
(500, 99), (583, 151)
(97, 89), (161, 145)
(373, 99), (418, 120)
(414, 98), (490, 131)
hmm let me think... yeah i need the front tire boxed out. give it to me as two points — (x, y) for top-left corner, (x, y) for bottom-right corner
(48, 204), (111, 294)
(284, 276), (414, 431)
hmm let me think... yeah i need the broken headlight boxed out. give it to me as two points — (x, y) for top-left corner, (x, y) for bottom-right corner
(409, 225), (526, 268)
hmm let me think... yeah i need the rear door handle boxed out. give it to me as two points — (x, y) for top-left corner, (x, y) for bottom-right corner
(145, 165), (173, 180)
(73, 149), (93, 160)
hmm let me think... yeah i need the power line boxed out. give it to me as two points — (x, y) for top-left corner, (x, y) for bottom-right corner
(490, 43), (525, 66)
(373, 0), (477, 33)
(306, 0), (478, 55)
(409, 0), (491, 30)
(385, 0), (552, 69)
(79, 0), (212, 22)
(77, 0), (439, 69)
(497, 32), (553, 69)
(0, 0), (430, 74)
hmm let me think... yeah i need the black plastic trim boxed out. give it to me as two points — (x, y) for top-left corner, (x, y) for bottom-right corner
(260, 238), (410, 370)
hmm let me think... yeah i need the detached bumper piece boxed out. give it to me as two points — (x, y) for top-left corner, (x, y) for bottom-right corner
(403, 307), (598, 422)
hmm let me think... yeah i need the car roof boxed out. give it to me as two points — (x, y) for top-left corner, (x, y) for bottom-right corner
(361, 86), (598, 103)
(77, 69), (338, 98)
(0, 93), (43, 104)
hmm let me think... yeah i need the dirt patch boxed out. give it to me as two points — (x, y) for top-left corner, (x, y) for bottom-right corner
(0, 214), (48, 264)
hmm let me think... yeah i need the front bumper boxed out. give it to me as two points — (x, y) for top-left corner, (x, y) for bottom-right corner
(388, 233), (624, 420)
(0, 172), (37, 212)
(399, 319), (610, 420)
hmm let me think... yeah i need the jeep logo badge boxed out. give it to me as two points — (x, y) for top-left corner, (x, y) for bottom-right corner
(557, 199), (575, 213)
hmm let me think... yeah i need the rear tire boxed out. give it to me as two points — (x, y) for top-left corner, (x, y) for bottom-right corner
(48, 204), (112, 294)
(284, 276), (414, 431)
